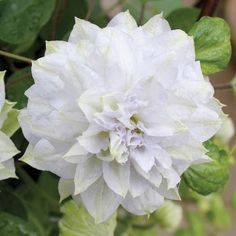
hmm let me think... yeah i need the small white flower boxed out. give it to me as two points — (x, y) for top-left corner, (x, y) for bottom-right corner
(19, 11), (223, 223)
(0, 71), (19, 181)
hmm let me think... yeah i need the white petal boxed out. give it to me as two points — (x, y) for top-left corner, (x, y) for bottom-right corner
(74, 157), (102, 194)
(148, 166), (162, 188)
(0, 131), (19, 162)
(79, 131), (109, 154)
(129, 166), (149, 198)
(63, 141), (89, 163)
(0, 159), (17, 180)
(187, 106), (222, 142)
(131, 146), (155, 172)
(103, 161), (130, 197)
(142, 14), (170, 36)
(58, 178), (74, 202)
(20, 141), (76, 179)
(158, 180), (180, 200)
(122, 188), (164, 215)
(69, 18), (100, 43)
(108, 10), (137, 31)
(81, 178), (122, 223)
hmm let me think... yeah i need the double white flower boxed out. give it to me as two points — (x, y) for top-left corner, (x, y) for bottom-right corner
(0, 71), (19, 181)
(19, 11), (223, 223)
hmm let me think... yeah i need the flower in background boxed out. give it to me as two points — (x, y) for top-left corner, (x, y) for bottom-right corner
(0, 71), (19, 180)
(19, 11), (223, 222)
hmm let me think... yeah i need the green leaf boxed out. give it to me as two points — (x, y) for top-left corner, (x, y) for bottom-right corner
(38, 172), (59, 200)
(0, 191), (27, 220)
(0, 0), (56, 44)
(0, 211), (37, 236)
(6, 67), (33, 109)
(41, 0), (87, 40)
(123, 0), (183, 22)
(189, 17), (231, 75)
(15, 167), (60, 236)
(167, 8), (200, 32)
(59, 200), (117, 236)
(183, 141), (230, 195)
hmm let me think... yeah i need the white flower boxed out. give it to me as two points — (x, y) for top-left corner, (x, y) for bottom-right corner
(0, 71), (19, 180)
(19, 11), (223, 223)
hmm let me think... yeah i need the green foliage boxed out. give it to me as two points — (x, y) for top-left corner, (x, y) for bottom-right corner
(167, 8), (200, 32)
(189, 17), (231, 75)
(0, 0), (56, 44)
(6, 67), (33, 109)
(59, 200), (117, 236)
(183, 141), (230, 195)
(124, 0), (183, 23)
(41, 0), (87, 40)
(0, 211), (37, 236)
(0, 191), (27, 219)
(15, 170), (60, 236)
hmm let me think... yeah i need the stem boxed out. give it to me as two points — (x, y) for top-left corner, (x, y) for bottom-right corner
(138, 2), (146, 25)
(197, 0), (220, 19)
(214, 83), (233, 90)
(85, 0), (97, 20)
(0, 50), (32, 64)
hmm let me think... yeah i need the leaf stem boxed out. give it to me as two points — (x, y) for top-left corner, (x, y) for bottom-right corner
(214, 83), (233, 90)
(197, 0), (220, 19)
(85, 0), (97, 20)
(0, 50), (32, 64)
(138, 2), (146, 25)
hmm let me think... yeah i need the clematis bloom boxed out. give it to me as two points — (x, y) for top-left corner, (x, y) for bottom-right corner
(19, 11), (223, 223)
(0, 71), (19, 180)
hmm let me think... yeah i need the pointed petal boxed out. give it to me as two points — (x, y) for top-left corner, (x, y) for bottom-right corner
(81, 178), (122, 223)
(122, 187), (164, 215)
(108, 10), (137, 31)
(142, 14), (170, 36)
(58, 178), (74, 202)
(129, 166), (149, 198)
(69, 18), (100, 43)
(0, 159), (17, 180)
(0, 131), (19, 162)
(74, 157), (102, 194)
(20, 141), (76, 179)
(131, 147), (155, 172)
(103, 161), (130, 197)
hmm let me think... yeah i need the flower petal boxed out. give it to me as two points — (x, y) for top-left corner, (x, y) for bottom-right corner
(81, 178), (122, 223)
(74, 157), (102, 194)
(103, 161), (130, 197)
(122, 187), (164, 215)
